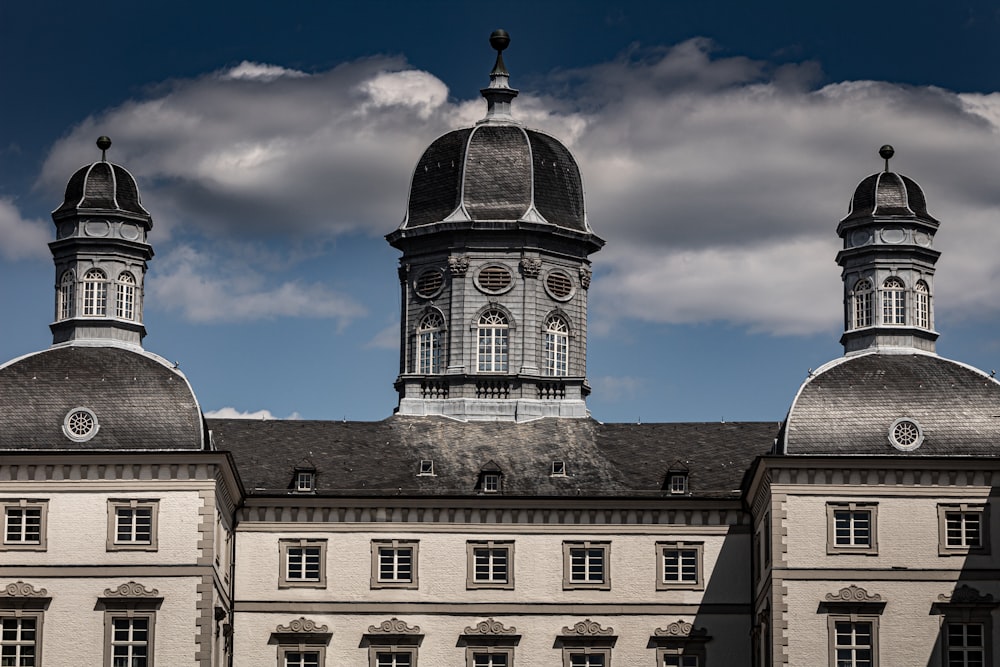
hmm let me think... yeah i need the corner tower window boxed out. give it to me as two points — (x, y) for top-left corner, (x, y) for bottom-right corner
(477, 311), (509, 372)
(852, 279), (873, 329)
(915, 280), (930, 329)
(116, 272), (136, 321)
(82, 269), (108, 317)
(58, 270), (75, 320)
(882, 277), (906, 325)
(416, 312), (444, 374)
(544, 315), (569, 376)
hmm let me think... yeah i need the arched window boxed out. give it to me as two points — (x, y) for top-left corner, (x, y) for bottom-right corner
(416, 311), (444, 374)
(882, 277), (906, 325)
(82, 269), (107, 317)
(57, 270), (75, 320)
(914, 281), (930, 329)
(477, 310), (509, 373)
(852, 279), (873, 329)
(543, 315), (569, 377)
(116, 272), (136, 321)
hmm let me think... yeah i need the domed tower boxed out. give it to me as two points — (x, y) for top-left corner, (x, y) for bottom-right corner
(837, 145), (940, 354)
(386, 31), (604, 422)
(49, 137), (154, 347)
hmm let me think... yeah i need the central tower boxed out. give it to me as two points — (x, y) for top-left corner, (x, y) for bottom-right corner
(386, 30), (604, 421)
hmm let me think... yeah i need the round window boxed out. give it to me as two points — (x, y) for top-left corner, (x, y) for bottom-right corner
(888, 417), (923, 451)
(545, 270), (575, 301)
(63, 407), (100, 442)
(414, 268), (444, 299)
(476, 265), (513, 294)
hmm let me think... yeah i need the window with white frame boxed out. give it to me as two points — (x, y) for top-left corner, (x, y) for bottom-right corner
(564, 649), (608, 666)
(58, 270), (75, 320)
(939, 504), (988, 554)
(116, 271), (136, 320)
(108, 500), (158, 551)
(0, 614), (39, 667)
(658, 542), (703, 590)
(477, 310), (509, 372)
(372, 540), (418, 588)
(109, 614), (153, 667)
(668, 473), (688, 495)
(881, 277), (906, 325)
(563, 541), (610, 590)
(82, 268), (108, 317)
(294, 470), (315, 493)
(279, 539), (326, 588)
(271, 617), (331, 667)
(543, 315), (569, 376)
(470, 649), (511, 667)
(467, 541), (513, 589)
(416, 311), (444, 374)
(374, 650), (414, 667)
(914, 280), (930, 329)
(852, 278), (873, 329)
(2, 500), (47, 550)
(282, 651), (321, 667)
(482, 473), (501, 494)
(829, 618), (876, 667)
(827, 503), (877, 555)
(945, 622), (985, 667)
(662, 653), (699, 667)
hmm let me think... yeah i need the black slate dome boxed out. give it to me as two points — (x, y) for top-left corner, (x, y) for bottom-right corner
(403, 125), (587, 232)
(53, 158), (151, 222)
(842, 171), (938, 226)
(0, 346), (205, 450)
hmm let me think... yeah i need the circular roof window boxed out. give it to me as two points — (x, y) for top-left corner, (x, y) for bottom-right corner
(63, 407), (100, 443)
(476, 265), (513, 294)
(545, 270), (575, 301)
(414, 268), (444, 299)
(888, 417), (923, 451)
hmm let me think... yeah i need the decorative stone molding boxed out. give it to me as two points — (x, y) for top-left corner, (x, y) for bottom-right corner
(938, 585), (995, 605)
(464, 618), (517, 635)
(397, 264), (409, 283)
(519, 258), (542, 278)
(654, 620), (707, 638)
(561, 619), (614, 636)
(578, 266), (592, 289)
(448, 255), (469, 276)
(103, 582), (160, 598)
(276, 618), (329, 634)
(368, 618), (420, 634)
(825, 585), (882, 603)
(0, 582), (47, 598)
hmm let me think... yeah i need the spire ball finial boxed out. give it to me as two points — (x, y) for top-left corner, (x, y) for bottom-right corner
(879, 144), (894, 172)
(96, 136), (112, 162)
(490, 29), (510, 52)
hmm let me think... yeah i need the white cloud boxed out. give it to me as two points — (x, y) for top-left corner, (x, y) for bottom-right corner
(204, 406), (302, 420)
(0, 198), (50, 261)
(591, 375), (645, 402)
(150, 245), (366, 324)
(364, 322), (399, 350)
(35, 40), (1000, 335)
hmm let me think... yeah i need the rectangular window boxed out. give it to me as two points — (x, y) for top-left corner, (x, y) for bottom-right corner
(827, 503), (878, 555)
(467, 541), (513, 589)
(107, 500), (158, 551)
(371, 540), (419, 589)
(282, 650), (321, 667)
(563, 649), (609, 667)
(2, 500), (47, 550)
(279, 539), (327, 588)
(374, 651), (414, 667)
(668, 474), (688, 494)
(938, 504), (989, 555)
(662, 655), (699, 667)
(109, 615), (152, 667)
(295, 471), (315, 492)
(482, 474), (500, 493)
(0, 615), (39, 667)
(658, 542), (704, 590)
(469, 649), (512, 667)
(563, 541), (610, 590)
(828, 618), (877, 667)
(945, 622), (984, 667)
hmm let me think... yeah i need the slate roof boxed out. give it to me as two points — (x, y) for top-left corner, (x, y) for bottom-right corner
(841, 171), (938, 226)
(403, 125), (588, 233)
(53, 161), (151, 221)
(782, 352), (1000, 456)
(0, 344), (204, 450)
(208, 417), (777, 498)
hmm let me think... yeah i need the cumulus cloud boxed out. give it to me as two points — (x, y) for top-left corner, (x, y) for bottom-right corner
(204, 406), (302, 420)
(35, 39), (1000, 334)
(0, 199), (50, 261)
(364, 322), (399, 350)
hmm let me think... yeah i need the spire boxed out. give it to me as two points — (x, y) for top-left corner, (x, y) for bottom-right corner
(836, 145), (941, 355)
(479, 29), (519, 124)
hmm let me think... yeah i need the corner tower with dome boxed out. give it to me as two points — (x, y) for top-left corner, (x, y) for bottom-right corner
(386, 30), (604, 422)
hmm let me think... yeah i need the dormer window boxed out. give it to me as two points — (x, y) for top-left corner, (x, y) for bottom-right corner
(483, 473), (501, 493)
(551, 460), (567, 476)
(669, 473), (689, 495)
(294, 470), (315, 493)
(418, 460), (435, 476)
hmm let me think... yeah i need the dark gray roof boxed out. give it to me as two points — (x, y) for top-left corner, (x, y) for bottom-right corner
(208, 416), (777, 498)
(53, 161), (151, 222)
(782, 352), (1000, 456)
(842, 171), (938, 226)
(403, 125), (588, 233)
(0, 345), (204, 450)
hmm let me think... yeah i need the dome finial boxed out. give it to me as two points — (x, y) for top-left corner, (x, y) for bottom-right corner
(879, 144), (894, 173)
(97, 136), (112, 162)
(480, 30), (519, 123)
(489, 29), (511, 76)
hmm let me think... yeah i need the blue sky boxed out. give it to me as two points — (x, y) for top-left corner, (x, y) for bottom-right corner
(3, 1), (1000, 422)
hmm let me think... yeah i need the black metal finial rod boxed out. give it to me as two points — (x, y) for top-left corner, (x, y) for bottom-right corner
(879, 144), (894, 173)
(489, 29), (510, 76)
(97, 136), (112, 162)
